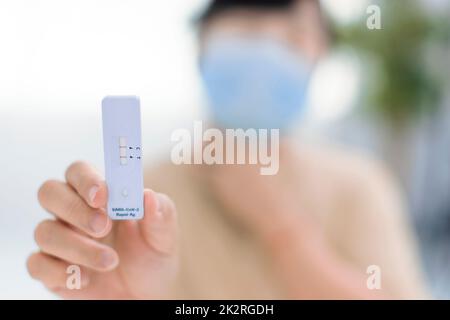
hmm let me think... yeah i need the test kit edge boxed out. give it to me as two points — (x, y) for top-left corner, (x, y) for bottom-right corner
(102, 96), (144, 220)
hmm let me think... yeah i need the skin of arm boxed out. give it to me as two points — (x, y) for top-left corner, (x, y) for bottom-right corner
(258, 212), (388, 299)
(207, 143), (427, 299)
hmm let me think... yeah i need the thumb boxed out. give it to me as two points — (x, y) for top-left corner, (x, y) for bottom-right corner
(138, 189), (178, 255)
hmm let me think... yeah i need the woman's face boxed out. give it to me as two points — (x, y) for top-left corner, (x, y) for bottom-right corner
(197, 0), (329, 131)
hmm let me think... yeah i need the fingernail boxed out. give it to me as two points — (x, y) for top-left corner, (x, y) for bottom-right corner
(89, 212), (108, 234)
(100, 251), (118, 269)
(88, 185), (99, 205)
(154, 195), (163, 218)
(155, 195), (161, 212)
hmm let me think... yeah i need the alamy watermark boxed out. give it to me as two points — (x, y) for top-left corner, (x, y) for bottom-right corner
(66, 265), (82, 290)
(170, 121), (280, 175)
(366, 4), (382, 30)
(366, 264), (382, 290)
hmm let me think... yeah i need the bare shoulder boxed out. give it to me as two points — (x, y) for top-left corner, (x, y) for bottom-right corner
(295, 142), (401, 202)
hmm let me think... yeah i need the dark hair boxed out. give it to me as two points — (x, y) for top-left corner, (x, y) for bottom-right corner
(197, 0), (297, 25)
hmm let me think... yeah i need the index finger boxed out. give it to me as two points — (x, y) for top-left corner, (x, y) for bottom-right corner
(65, 161), (108, 209)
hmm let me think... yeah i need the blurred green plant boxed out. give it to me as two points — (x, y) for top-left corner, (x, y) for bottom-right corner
(332, 0), (449, 125)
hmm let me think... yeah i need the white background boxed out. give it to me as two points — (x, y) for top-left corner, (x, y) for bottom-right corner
(0, 0), (208, 299)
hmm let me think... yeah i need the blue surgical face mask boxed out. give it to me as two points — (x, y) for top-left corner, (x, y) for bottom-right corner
(200, 36), (311, 131)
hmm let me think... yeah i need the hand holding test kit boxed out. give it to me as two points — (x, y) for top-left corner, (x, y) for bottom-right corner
(102, 96), (144, 220)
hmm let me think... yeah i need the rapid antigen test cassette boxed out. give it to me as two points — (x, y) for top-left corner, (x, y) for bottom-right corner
(102, 96), (144, 220)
